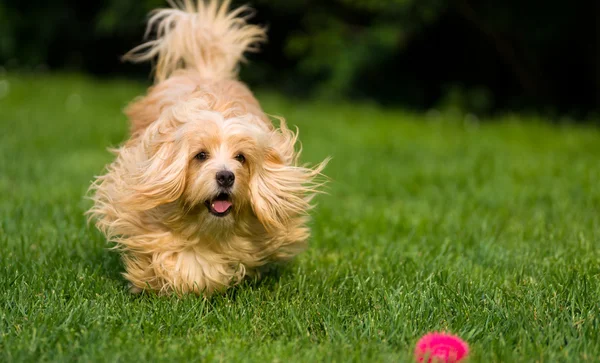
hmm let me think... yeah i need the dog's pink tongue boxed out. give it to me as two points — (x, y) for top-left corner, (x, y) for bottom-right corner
(212, 200), (232, 213)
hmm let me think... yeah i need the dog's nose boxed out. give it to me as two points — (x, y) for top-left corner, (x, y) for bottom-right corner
(216, 170), (235, 187)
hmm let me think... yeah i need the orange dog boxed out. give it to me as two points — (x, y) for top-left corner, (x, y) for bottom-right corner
(88, 0), (327, 296)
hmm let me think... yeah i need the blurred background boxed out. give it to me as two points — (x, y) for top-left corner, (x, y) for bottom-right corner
(0, 0), (597, 119)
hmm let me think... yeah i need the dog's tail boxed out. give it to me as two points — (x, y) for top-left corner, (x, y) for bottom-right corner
(124, 0), (266, 82)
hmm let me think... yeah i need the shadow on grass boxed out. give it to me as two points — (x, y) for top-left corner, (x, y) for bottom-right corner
(84, 228), (129, 288)
(228, 262), (291, 296)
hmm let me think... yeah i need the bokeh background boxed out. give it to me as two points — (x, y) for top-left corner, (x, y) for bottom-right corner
(0, 0), (597, 118)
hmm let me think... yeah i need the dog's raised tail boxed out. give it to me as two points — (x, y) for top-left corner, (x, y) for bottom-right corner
(124, 0), (266, 82)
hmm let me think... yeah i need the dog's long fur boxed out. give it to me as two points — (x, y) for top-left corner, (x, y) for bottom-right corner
(88, 0), (327, 296)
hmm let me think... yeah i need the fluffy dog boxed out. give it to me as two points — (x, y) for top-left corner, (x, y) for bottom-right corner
(88, 0), (327, 296)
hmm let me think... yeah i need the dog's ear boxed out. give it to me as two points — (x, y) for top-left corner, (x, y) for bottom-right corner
(250, 119), (328, 232)
(116, 120), (189, 211)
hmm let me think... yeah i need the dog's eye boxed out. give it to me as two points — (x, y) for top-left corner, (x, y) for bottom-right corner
(234, 153), (246, 164)
(195, 151), (208, 161)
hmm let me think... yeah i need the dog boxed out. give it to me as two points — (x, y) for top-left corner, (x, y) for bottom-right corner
(88, 0), (328, 296)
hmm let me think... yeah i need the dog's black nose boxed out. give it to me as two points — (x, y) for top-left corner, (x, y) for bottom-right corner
(216, 170), (235, 187)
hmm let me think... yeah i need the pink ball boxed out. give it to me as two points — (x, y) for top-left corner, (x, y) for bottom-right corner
(414, 332), (469, 363)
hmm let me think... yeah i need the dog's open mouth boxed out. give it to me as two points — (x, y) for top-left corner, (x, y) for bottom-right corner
(205, 193), (233, 217)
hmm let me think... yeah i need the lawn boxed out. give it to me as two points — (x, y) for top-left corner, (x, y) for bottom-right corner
(1, 73), (599, 362)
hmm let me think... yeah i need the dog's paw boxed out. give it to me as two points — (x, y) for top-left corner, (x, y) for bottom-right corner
(128, 284), (143, 294)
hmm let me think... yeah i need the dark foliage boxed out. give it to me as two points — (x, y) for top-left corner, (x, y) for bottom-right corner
(0, 0), (597, 116)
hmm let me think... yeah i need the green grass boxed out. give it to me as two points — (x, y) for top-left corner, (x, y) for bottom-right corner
(1, 73), (600, 362)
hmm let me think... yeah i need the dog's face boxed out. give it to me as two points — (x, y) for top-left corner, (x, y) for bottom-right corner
(125, 98), (324, 235)
(181, 111), (260, 223)
(187, 138), (250, 219)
